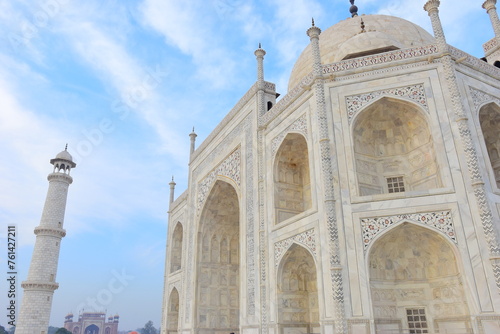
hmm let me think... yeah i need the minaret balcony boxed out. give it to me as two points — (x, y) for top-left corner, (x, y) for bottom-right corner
(21, 281), (59, 291)
(34, 226), (66, 238)
(47, 172), (73, 183)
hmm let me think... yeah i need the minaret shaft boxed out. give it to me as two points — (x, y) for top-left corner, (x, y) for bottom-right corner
(17, 149), (75, 334)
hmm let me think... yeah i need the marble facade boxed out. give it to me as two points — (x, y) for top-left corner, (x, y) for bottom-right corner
(162, 2), (500, 333)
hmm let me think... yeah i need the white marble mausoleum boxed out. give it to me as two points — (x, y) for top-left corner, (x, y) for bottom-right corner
(162, 1), (500, 333)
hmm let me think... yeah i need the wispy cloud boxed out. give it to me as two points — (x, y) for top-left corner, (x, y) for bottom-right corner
(140, 0), (238, 88)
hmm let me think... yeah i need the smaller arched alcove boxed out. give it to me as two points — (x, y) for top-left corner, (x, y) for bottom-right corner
(274, 133), (312, 224)
(167, 288), (180, 334)
(73, 327), (80, 334)
(353, 98), (442, 196)
(479, 102), (500, 188)
(369, 223), (471, 333)
(170, 222), (183, 273)
(277, 244), (319, 334)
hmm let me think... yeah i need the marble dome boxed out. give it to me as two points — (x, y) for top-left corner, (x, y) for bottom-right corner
(55, 149), (73, 161)
(288, 14), (435, 91)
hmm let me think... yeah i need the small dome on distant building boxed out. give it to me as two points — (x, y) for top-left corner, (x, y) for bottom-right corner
(288, 14), (435, 90)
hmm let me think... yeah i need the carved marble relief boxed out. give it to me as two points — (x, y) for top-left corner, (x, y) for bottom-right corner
(271, 114), (308, 157)
(346, 84), (428, 123)
(197, 148), (241, 215)
(470, 87), (500, 110)
(274, 229), (316, 268)
(361, 210), (456, 251)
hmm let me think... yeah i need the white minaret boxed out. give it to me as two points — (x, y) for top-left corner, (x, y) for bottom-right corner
(17, 146), (76, 334)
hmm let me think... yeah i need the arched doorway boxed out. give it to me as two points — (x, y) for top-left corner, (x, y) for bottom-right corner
(277, 244), (319, 334)
(353, 98), (442, 196)
(84, 325), (99, 334)
(196, 180), (240, 333)
(369, 223), (471, 333)
(167, 288), (180, 334)
(274, 133), (312, 224)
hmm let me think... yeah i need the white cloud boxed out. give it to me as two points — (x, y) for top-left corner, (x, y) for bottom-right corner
(140, 0), (238, 88)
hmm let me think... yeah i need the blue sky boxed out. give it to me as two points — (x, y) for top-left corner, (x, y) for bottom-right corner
(0, 0), (494, 331)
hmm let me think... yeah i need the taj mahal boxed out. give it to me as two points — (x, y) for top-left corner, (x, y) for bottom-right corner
(161, 1), (500, 333)
(15, 0), (500, 334)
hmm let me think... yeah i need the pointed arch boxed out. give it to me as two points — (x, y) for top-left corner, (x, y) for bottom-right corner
(368, 223), (471, 333)
(196, 180), (240, 332)
(352, 97), (442, 196)
(167, 288), (180, 334)
(170, 222), (183, 273)
(277, 244), (319, 334)
(274, 133), (312, 224)
(84, 325), (99, 334)
(479, 102), (500, 188)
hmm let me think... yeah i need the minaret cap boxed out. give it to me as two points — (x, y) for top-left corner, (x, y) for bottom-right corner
(51, 145), (76, 167)
(307, 18), (321, 38)
(254, 43), (266, 57)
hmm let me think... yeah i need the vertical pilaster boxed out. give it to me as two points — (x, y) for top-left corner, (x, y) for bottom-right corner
(255, 43), (268, 334)
(425, 0), (500, 291)
(307, 21), (346, 334)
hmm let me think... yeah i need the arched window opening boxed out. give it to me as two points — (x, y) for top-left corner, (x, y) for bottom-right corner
(197, 181), (240, 332)
(479, 103), (500, 188)
(353, 98), (442, 196)
(170, 223), (183, 273)
(277, 244), (319, 334)
(369, 224), (471, 333)
(274, 133), (312, 224)
(167, 288), (180, 334)
(494, 60), (500, 68)
(267, 101), (273, 111)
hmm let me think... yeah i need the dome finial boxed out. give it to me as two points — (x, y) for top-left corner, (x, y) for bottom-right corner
(312, 17), (315, 26)
(360, 18), (365, 32)
(258, 42), (261, 49)
(65, 143), (68, 151)
(350, 0), (358, 17)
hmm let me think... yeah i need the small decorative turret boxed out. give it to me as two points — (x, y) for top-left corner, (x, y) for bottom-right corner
(483, 0), (500, 37)
(169, 176), (176, 205)
(255, 43), (267, 115)
(65, 313), (74, 323)
(189, 127), (197, 157)
(307, 18), (322, 76)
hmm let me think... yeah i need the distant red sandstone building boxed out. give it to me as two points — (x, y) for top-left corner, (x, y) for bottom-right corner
(64, 312), (119, 334)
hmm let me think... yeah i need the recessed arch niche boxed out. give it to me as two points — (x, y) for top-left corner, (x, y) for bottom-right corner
(479, 102), (500, 188)
(167, 287), (180, 334)
(170, 222), (183, 273)
(84, 325), (99, 334)
(274, 133), (312, 224)
(369, 223), (471, 333)
(352, 98), (442, 196)
(277, 244), (319, 334)
(196, 180), (240, 332)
